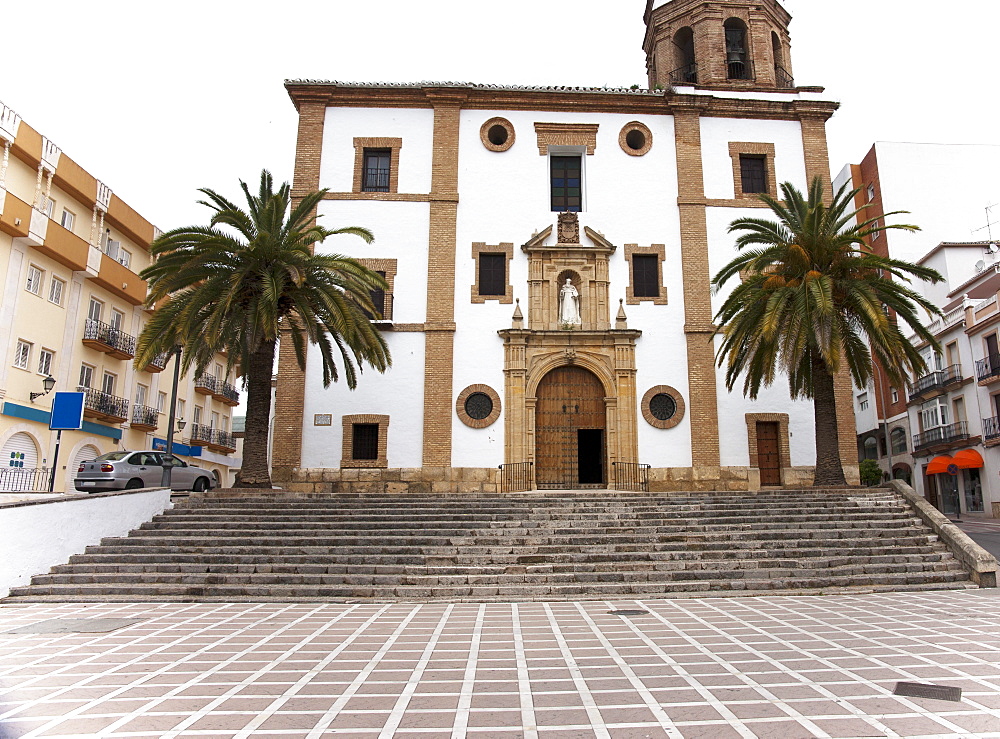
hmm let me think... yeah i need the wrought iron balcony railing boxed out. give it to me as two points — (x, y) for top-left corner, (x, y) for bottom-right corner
(130, 404), (158, 429)
(215, 380), (239, 405)
(194, 374), (217, 394)
(984, 416), (1000, 443)
(913, 420), (969, 450)
(908, 364), (962, 400)
(189, 422), (213, 445)
(211, 429), (236, 450)
(83, 318), (136, 359)
(774, 65), (794, 88)
(145, 352), (170, 373)
(976, 354), (1000, 383)
(79, 386), (129, 421)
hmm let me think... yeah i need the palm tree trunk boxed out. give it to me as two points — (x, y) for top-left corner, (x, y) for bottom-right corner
(235, 339), (276, 488)
(812, 353), (847, 486)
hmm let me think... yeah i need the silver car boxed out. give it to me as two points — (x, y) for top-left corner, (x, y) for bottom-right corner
(75, 450), (216, 493)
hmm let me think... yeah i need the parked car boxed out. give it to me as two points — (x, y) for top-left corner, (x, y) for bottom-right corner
(75, 451), (215, 493)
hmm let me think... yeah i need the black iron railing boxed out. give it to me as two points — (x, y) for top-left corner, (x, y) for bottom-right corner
(913, 420), (969, 450)
(83, 318), (136, 357)
(499, 462), (533, 493)
(727, 58), (755, 81)
(774, 65), (794, 88)
(362, 168), (390, 192)
(612, 462), (650, 492)
(195, 374), (217, 394)
(908, 364), (962, 400)
(0, 467), (52, 492)
(190, 422), (213, 446)
(79, 386), (129, 420)
(146, 352), (170, 372)
(131, 404), (158, 428)
(211, 429), (236, 450)
(668, 63), (698, 85)
(976, 354), (1000, 382)
(217, 381), (239, 404)
(984, 416), (1000, 442)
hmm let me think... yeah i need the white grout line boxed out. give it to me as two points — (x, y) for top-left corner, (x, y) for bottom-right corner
(540, 602), (612, 739)
(450, 603), (485, 739)
(2, 602), (260, 733)
(378, 603), (455, 738)
(299, 604), (425, 739)
(573, 602), (684, 737)
(101, 603), (363, 737)
(511, 602), (539, 739)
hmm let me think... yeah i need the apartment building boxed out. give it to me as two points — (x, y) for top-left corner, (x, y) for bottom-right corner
(0, 100), (241, 492)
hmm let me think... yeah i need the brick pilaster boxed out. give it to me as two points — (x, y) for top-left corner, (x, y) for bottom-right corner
(421, 91), (464, 466)
(673, 104), (721, 469)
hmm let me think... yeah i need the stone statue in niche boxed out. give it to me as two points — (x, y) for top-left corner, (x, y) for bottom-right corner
(559, 278), (581, 328)
(557, 211), (579, 244)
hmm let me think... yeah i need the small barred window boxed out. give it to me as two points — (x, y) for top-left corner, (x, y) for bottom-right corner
(649, 393), (676, 421)
(465, 392), (493, 420)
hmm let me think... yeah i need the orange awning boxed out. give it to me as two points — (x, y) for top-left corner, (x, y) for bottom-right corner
(952, 449), (985, 469)
(926, 455), (954, 475)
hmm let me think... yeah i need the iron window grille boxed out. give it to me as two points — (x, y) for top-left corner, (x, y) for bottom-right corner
(631, 255), (659, 298)
(362, 149), (391, 193)
(478, 254), (506, 296)
(740, 155), (768, 194)
(352, 423), (380, 460)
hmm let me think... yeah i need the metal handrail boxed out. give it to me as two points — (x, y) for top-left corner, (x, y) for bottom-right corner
(83, 318), (136, 357)
(79, 386), (129, 420)
(499, 462), (533, 493)
(0, 467), (52, 492)
(913, 420), (969, 450)
(612, 462), (650, 492)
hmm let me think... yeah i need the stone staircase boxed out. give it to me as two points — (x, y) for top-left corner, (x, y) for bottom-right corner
(3, 489), (976, 602)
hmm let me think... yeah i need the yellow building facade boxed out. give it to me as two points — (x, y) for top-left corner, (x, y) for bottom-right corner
(0, 100), (240, 492)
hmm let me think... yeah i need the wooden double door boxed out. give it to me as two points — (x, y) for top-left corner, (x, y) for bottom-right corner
(535, 366), (606, 488)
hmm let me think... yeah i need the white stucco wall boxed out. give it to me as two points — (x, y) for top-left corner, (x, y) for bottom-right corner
(301, 332), (426, 470)
(0, 488), (171, 597)
(319, 107), (435, 195)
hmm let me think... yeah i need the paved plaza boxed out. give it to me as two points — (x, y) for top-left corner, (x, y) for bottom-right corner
(1, 591), (999, 738)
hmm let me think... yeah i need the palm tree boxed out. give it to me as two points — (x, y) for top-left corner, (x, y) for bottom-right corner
(712, 177), (942, 486)
(135, 170), (390, 488)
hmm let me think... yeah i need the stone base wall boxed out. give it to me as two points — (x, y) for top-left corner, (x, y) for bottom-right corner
(271, 464), (855, 495)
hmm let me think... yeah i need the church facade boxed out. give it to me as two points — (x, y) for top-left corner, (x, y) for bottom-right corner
(274, 0), (859, 494)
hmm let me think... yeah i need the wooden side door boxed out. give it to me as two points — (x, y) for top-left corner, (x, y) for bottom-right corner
(756, 421), (782, 486)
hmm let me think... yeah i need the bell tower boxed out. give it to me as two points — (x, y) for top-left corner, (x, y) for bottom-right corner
(643, 0), (795, 90)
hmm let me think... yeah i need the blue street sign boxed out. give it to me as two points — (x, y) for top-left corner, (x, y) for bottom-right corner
(49, 392), (85, 430)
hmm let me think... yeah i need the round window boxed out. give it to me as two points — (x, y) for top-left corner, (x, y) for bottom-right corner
(480, 118), (515, 152)
(649, 393), (676, 421)
(488, 124), (509, 147)
(464, 392), (494, 420)
(618, 121), (653, 156)
(625, 129), (646, 151)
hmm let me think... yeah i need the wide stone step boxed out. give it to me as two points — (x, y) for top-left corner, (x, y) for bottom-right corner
(6, 570), (973, 602)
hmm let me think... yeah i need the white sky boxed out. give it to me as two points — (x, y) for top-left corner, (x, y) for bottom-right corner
(3, 0), (998, 231)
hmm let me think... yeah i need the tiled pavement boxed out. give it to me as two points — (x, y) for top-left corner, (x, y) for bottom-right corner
(1, 591), (1000, 738)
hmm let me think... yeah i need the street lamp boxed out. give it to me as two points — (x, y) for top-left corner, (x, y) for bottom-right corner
(161, 346), (183, 489)
(30, 375), (56, 402)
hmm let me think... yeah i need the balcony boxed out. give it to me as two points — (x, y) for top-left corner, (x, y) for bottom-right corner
(208, 429), (237, 453)
(189, 422), (213, 447)
(82, 319), (136, 360)
(194, 374), (217, 395)
(86, 252), (147, 306)
(130, 404), (158, 431)
(79, 386), (129, 424)
(144, 352), (170, 374)
(908, 364), (963, 402)
(984, 416), (1000, 446)
(668, 63), (698, 85)
(913, 421), (969, 452)
(0, 191), (31, 238)
(976, 354), (1000, 385)
(213, 380), (239, 406)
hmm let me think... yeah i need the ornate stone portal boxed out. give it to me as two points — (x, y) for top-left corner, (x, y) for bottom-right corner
(499, 214), (641, 488)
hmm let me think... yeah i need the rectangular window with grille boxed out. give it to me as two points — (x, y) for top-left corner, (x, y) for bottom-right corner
(550, 155), (582, 212)
(632, 255), (659, 298)
(25, 265), (43, 295)
(79, 364), (94, 388)
(48, 277), (65, 306)
(478, 254), (506, 296)
(352, 423), (380, 460)
(37, 348), (54, 376)
(739, 155), (767, 194)
(13, 340), (31, 370)
(362, 149), (391, 193)
(368, 270), (387, 319)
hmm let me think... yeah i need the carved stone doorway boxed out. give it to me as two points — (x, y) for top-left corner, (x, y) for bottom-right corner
(535, 366), (606, 488)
